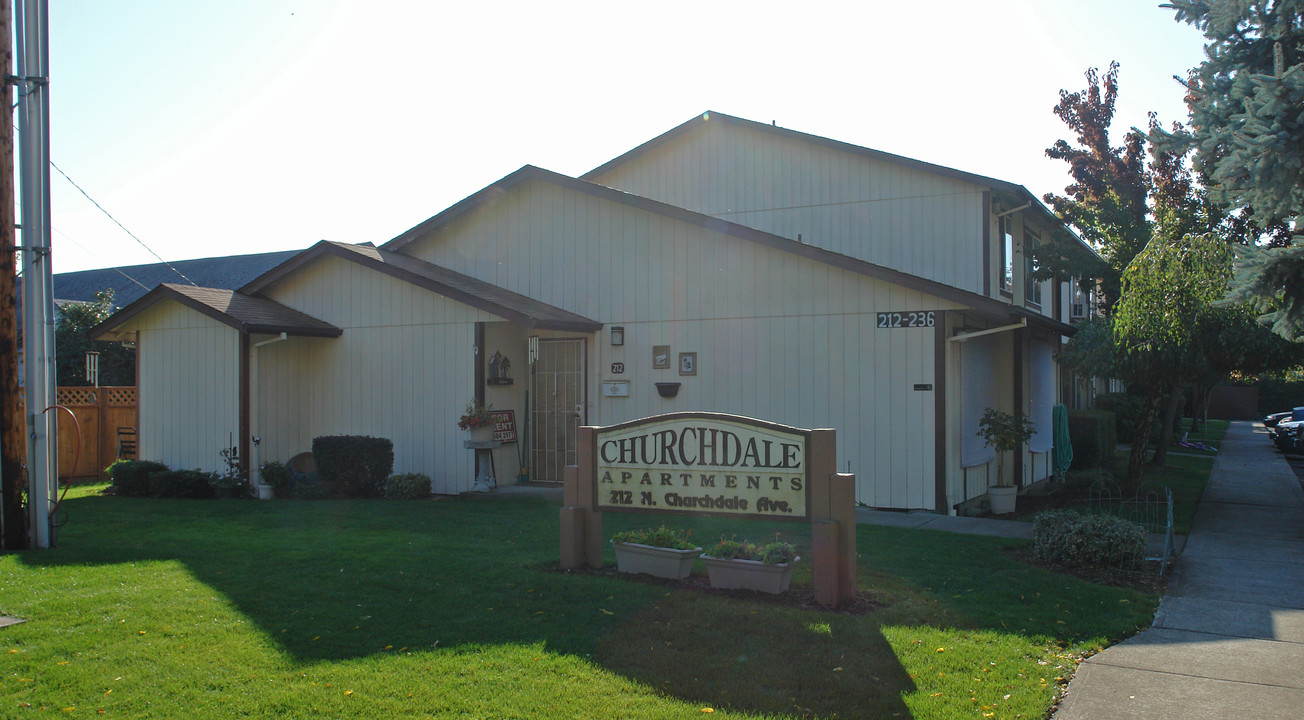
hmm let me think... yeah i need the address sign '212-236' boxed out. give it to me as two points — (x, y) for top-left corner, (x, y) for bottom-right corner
(595, 414), (809, 520)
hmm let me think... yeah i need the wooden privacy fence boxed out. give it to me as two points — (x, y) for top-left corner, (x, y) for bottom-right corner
(18, 386), (138, 480)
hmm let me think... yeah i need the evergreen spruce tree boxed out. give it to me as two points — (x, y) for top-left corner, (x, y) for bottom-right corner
(1157, 1), (1304, 338)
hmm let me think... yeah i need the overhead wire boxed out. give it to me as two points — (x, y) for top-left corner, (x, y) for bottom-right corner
(51, 227), (151, 291)
(49, 161), (198, 286)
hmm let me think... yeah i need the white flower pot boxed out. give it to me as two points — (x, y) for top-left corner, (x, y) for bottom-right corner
(988, 485), (1017, 514)
(468, 425), (494, 444)
(702, 556), (799, 594)
(612, 541), (702, 579)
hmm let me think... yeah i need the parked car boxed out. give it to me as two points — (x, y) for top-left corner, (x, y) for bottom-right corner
(1265, 410), (1293, 430)
(1266, 407), (1304, 445)
(1275, 418), (1304, 453)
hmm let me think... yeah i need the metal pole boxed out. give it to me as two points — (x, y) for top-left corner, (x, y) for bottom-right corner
(17, 0), (55, 548)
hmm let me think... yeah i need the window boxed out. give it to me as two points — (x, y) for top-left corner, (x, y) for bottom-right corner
(999, 216), (1014, 294)
(1024, 229), (1041, 306)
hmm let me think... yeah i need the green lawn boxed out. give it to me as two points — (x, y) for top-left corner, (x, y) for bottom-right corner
(1, 485), (1158, 719)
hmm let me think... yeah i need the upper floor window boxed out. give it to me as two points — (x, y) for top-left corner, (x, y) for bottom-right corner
(999, 216), (1014, 294)
(1070, 281), (1092, 320)
(1024, 229), (1042, 306)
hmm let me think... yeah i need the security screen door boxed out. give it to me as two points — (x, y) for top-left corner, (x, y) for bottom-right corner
(529, 338), (586, 483)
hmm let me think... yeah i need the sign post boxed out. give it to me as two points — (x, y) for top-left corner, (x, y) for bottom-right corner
(560, 412), (856, 607)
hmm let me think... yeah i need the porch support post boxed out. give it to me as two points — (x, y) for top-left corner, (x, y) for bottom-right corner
(1013, 326), (1024, 487)
(238, 332), (250, 481)
(560, 425), (602, 569)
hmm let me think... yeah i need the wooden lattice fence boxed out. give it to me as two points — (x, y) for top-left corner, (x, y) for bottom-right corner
(18, 386), (137, 480)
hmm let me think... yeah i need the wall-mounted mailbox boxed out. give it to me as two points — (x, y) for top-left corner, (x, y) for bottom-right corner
(602, 381), (630, 397)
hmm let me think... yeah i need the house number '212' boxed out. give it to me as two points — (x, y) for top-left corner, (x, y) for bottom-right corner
(876, 311), (935, 329)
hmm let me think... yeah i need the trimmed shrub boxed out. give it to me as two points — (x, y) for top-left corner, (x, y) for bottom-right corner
(292, 480), (331, 500)
(106, 459), (169, 498)
(260, 461), (292, 489)
(1032, 509), (1146, 570)
(148, 469), (218, 499)
(385, 473), (432, 500)
(312, 436), (394, 498)
(1067, 409), (1116, 469)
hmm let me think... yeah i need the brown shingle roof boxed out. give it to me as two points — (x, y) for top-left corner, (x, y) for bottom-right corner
(242, 241), (603, 332)
(90, 283), (342, 339)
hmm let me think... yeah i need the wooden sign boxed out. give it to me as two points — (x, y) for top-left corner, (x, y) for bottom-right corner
(560, 411), (858, 608)
(594, 414), (808, 519)
(489, 410), (517, 443)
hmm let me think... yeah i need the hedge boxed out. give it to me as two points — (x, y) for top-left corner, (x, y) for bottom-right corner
(311, 435), (394, 498)
(106, 459), (170, 498)
(385, 472), (432, 500)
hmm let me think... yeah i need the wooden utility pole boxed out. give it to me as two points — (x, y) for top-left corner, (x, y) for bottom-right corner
(0, 0), (28, 550)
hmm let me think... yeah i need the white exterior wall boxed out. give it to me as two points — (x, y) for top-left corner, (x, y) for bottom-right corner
(252, 254), (500, 495)
(128, 301), (239, 472)
(405, 179), (962, 509)
(587, 119), (989, 295)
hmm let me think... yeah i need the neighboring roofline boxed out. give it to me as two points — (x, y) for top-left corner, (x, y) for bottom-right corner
(579, 110), (1096, 257)
(241, 240), (603, 333)
(89, 284), (343, 340)
(380, 164), (1074, 335)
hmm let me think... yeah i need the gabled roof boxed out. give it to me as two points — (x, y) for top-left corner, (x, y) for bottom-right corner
(53, 249), (303, 308)
(242, 241), (603, 333)
(90, 283), (343, 340)
(381, 165), (1075, 336)
(580, 111), (1094, 255)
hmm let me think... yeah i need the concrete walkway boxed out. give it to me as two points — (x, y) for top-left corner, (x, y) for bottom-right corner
(1055, 421), (1304, 719)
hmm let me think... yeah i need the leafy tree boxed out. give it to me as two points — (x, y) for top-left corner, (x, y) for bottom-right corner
(1155, 1), (1304, 338)
(1037, 62), (1151, 313)
(1112, 233), (1234, 483)
(54, 289), (134, 387)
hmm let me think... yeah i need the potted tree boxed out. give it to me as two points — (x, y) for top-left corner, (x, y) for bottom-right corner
(702, 537), (799, 594)
(611, 526), (702, 579)
(977, 407), (1037, 514)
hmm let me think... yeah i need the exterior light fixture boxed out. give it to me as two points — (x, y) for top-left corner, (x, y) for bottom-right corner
(610, 326), (624, 346)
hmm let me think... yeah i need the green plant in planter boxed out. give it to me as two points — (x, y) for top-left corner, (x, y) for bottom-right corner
(610, 526), (698, 550)
(977, 407), (1037, 488)
(705, 536), (798, 565)
(259, 461), (292, 490)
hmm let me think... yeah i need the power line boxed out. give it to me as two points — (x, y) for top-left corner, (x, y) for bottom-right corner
(50, 226), (151, 292)
(49, 161), (197, 287)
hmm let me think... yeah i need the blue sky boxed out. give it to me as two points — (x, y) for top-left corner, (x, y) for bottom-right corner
(45, 0), (1208, 273)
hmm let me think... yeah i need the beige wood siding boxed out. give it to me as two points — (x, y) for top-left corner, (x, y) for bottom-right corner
(125, 300), (239, 472)
(587, 120), (988, 295)
(406, 180), (962, 509)
(252, 254), (499, 495)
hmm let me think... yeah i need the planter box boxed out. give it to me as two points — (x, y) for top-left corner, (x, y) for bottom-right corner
(612, 541), (702, 580)
(988, 485), (1017, 514)
(703, 556), (799, 594)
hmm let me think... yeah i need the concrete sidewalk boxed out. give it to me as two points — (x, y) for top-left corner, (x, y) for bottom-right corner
(1055, 421), (1304, 719)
